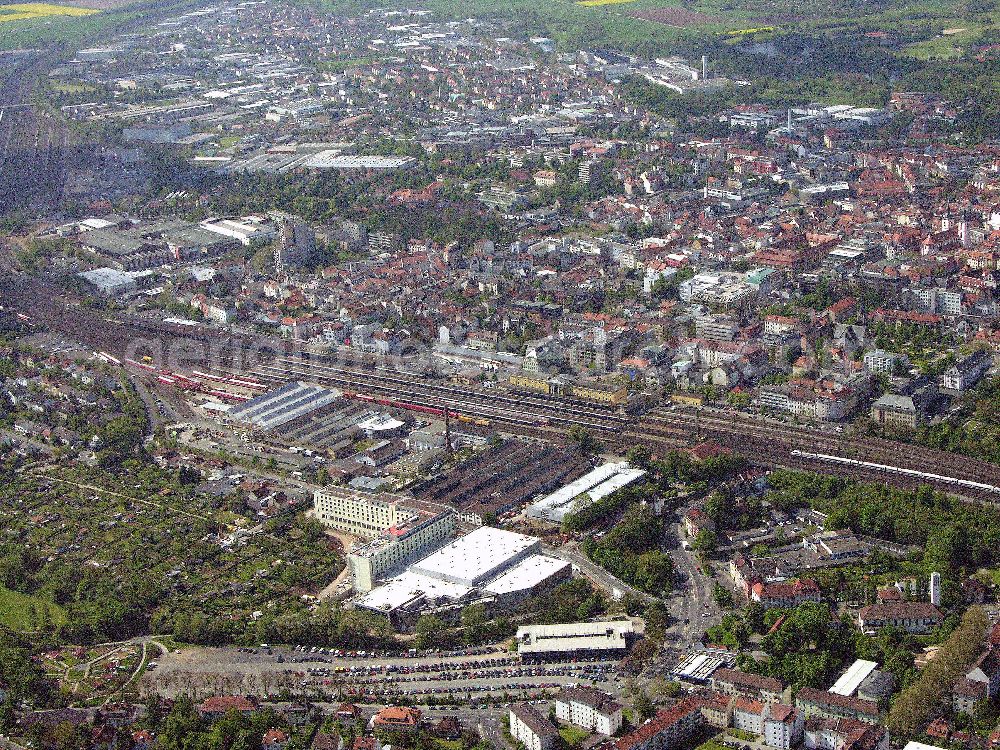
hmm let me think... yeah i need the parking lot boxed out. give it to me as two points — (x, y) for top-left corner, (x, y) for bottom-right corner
(143, 643), (623, 702)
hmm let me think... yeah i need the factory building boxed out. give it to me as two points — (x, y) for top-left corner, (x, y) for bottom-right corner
(355, 527), (570, 624)
(314, 486), (420, 539)
(526, 462), (646, 524)
(230, 382), (340, 431)
(347, 509), (456, 592)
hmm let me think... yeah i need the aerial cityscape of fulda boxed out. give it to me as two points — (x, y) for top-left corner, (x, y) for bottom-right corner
(3, 0), (1000, 750)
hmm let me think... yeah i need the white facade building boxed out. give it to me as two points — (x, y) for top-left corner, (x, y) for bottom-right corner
(509, 705), (558, 750)
(555, 688), (622, 736)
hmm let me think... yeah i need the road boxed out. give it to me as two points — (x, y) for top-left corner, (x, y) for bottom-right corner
(547, 543), (657, 604)
(665, 518), (720, 647)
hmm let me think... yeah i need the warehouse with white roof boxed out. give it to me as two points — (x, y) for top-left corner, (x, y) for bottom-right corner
(355, 526), (570, 624)
(410, 526), (540, 586)
(829, 659), (879, 696)
(526, 462), (646, 523)
(229, 381), (340, 430)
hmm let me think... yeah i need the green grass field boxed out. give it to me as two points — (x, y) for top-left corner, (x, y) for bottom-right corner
(0, 585), (66, 630)
(559, 725), (592, 748)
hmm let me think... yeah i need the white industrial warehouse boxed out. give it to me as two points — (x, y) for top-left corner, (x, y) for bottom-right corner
(516, 620), (636, 662)
(525, 462), (646, 523)
(356, 526), (570, 618)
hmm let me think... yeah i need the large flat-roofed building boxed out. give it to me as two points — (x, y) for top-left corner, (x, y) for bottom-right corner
(526, 462), (646, 523)
(77, 268), (157, 297)
(516, 620), (635, 662)
(409, 526), (540, 587)
(200, 216), (277, 246)
(483, 554), (571, 603)
(355, 526), (569, 620)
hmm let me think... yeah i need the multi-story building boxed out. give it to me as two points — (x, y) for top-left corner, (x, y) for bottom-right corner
(952, 648), (1000, 716)
(750, 579), (822, 609)
(313, 486), (418, 539)
(795, 689), (881, 724)
(615, 698), (705, 750)
(733, 698), (764, 734)
(696, 314), (740, 342)
(347, 509), (456, 592)
(555, 687), (622, 736)
(803, 718), (887, 750)
(942, 349), (992, 392)
(274, 220), (316, 271)
(509, 705), (559, 750)
(764, 704), (804, 750)
(711, 669), (785, 706)
(857, 601), (943, 634)
(863, 349), (905, 376)
(314, 486), (455, 592)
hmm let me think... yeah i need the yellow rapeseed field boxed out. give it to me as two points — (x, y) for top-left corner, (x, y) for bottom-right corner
(0, 3), (97, 23)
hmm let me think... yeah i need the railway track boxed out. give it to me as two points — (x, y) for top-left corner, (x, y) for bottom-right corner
(642, 408), (1000, 487)
(3, 277), (997, 498)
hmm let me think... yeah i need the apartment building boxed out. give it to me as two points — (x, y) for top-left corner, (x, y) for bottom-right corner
(555, 687), (623, 736)
(711, 668), (786, 705)
(857, 601), (943, 635)
(795, 689), (881, 725)
(509, 705), (559, 750)
(615, 698), (705, 750)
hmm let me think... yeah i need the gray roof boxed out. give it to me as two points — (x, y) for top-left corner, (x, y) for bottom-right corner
(509, 705), (558, 739)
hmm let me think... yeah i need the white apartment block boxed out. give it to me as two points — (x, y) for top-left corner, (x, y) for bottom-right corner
(555, 688), (623, 736)
(509, 705), (558, 750)
(733, 699), (764, 734)
(763, 705), (803, 750)
(863, 349), (902, 376)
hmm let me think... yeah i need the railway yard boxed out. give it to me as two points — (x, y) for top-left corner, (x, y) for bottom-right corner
(3, 270), (999, 500)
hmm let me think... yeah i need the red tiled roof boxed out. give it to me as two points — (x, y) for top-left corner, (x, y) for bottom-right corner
(616, 698), (705, 750)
